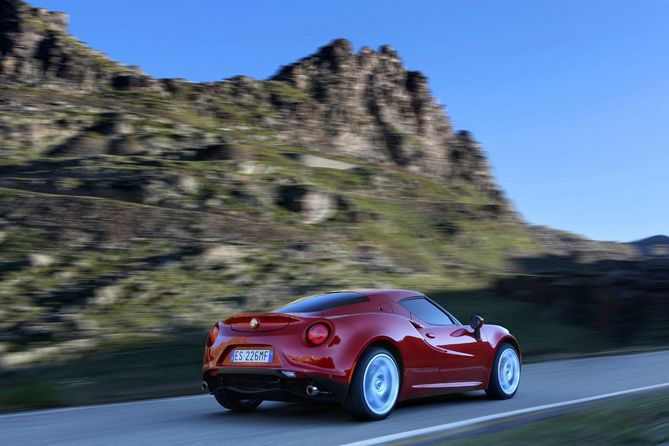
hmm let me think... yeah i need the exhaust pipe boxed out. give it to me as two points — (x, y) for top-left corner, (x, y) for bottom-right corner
(201, 381), (208, 392)
(306, 384), (320, 397)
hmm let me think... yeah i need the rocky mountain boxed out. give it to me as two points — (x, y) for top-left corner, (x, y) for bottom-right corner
(1, 1), (666, 411)
(0, 0), (151, 88)
(0, 1), (507, 211)
(630, 235), (669, 257)
(0, 0), (535, 370)
(270, 39), (500, 194)
(1, 0), (657, 384)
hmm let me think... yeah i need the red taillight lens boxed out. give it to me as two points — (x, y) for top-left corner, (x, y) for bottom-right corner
(307, 323), (330, 346)
(207, 324), (219, 347)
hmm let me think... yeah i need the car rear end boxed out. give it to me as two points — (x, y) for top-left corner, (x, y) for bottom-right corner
(202, 312), (355, 403)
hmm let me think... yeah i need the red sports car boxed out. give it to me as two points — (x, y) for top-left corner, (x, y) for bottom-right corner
(202, 289), (521, 420)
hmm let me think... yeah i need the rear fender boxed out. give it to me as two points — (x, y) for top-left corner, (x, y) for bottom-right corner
(333, 312), (437, 398)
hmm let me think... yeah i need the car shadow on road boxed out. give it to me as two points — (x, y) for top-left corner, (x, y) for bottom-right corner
(200, 401), (353, 425)
(195, 391), (488, 425)
(396, 390), (488, 411)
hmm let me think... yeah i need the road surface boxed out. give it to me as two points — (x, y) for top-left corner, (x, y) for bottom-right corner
(1, 350), (668, 446)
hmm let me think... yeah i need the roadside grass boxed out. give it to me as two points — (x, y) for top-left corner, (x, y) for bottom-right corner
(0, 331), (205, 411)
(0, 288), (609, 412)
(0, 383), (62, 410)
(440, 392), (669, 446)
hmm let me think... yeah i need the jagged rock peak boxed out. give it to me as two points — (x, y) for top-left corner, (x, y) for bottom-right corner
(0, 0), (68, 32)
(0, 1), (514, 216)
(269, 38), (450, 173)
(0, 0), (153, 90)
(323, 37), (354, 54)
(265, 39), (513, 214)
(273, 38), (409, 81)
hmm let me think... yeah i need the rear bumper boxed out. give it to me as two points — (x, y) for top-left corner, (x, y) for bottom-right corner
(203, 368), (348, 403)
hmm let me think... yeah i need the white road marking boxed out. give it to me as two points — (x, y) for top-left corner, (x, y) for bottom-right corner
(339, 382), (669, 446)
(1, 350), (664, 421)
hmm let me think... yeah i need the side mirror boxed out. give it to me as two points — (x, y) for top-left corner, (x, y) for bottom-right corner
(469, 315), (484, 340)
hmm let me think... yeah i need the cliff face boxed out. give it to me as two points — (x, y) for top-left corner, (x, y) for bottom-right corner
(0, 0), (150, 89)
(272, 41), (455, 174)
(270, 39), (501, 198)
(0, 0), (539, 370)
(0, 1), (508, 212)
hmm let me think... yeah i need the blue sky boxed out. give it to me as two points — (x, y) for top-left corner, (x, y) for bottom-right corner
(36, 0), (669, 242)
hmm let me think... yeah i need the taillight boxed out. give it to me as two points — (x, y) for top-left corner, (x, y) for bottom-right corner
(306, 323), (330, 346)
(207, 324), (219, 347)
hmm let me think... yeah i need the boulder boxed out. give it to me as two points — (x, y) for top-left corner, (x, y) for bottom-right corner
(193, 142), (245, 161)
(276, 185), (335, 224)
(50, 133), (108, 157)
(283, 153), (356, 170)
(111, 73), (152, 90)
(109, 137), (146, 155)
(29, 253), (55, 267)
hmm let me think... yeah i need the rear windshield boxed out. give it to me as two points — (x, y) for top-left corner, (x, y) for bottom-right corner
(277, 292), (368, 313)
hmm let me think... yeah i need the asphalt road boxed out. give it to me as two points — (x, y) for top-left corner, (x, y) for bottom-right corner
(2, 350), (669, 446)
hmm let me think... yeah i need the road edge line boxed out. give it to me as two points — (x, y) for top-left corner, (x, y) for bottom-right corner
(338, 382), (669, 446)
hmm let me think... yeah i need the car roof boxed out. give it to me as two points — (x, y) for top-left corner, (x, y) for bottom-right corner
(328, 289), (424, 303)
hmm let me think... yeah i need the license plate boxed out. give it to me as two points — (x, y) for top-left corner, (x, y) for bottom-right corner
(231, 349), (273, 363)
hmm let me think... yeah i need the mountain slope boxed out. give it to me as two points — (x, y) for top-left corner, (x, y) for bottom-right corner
(3, 1), (665, 413)
(1, 2), (651, 375)
(0, 0), (539, 368)
(630, 235), (669, 257)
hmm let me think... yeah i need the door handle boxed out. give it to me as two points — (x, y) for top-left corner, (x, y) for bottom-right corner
(425, 332), (436, 339)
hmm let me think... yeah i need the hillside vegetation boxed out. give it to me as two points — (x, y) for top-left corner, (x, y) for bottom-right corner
(1, 0), (663, 410)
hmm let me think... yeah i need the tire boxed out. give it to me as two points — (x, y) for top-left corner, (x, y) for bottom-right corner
(486, 343), (521, 399)
(214, 391), (262, 412)
(344, 347), (401, 421)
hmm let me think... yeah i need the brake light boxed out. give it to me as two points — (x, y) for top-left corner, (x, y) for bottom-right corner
(307, 323), (330, 346)
(207, 324), (219, 347)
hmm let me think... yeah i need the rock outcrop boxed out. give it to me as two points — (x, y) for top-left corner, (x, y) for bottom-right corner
(269, 40), (503, 197)
(0, 1), (511, 216)
(0, 0), (151, 89)
(2, 0), (663, 384)
(630, 235), (669, 257)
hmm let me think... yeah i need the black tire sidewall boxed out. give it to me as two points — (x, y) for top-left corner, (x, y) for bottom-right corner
(344, 347), (400, 421)
(214, 391), (262, 412)
(486, 343), (520, 400)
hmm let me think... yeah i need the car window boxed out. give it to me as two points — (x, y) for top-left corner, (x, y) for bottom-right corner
(399, 298), (455, 326)
(276, 292), (368, 313)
